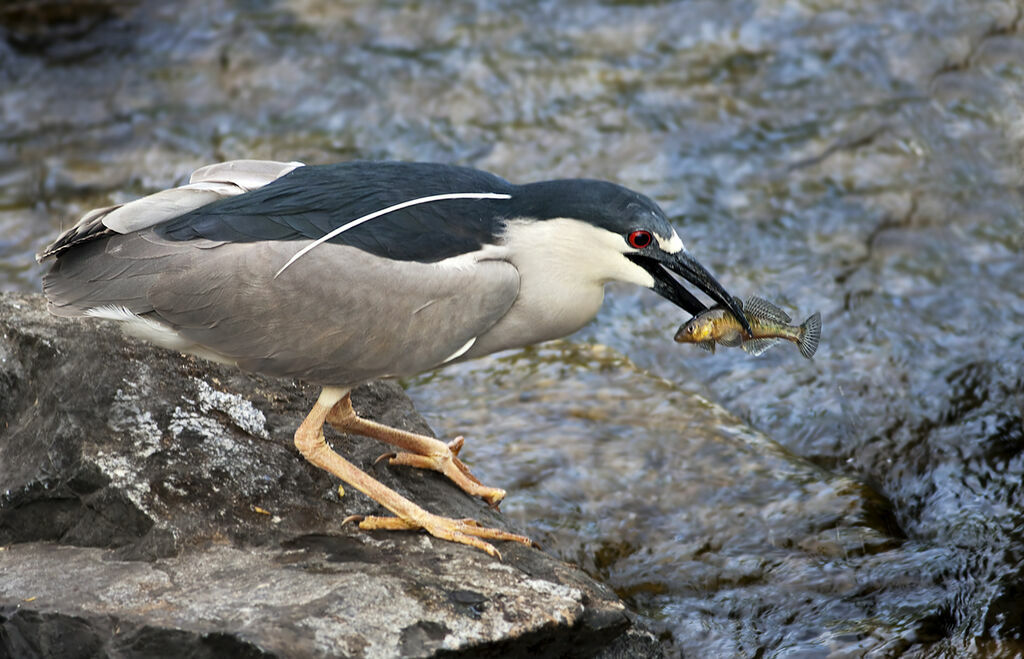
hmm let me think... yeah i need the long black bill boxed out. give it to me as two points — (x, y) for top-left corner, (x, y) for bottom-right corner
(632, 251), (752, 335)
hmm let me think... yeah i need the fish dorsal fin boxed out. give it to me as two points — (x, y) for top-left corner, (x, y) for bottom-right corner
(742, 337), (781, 356)
(745, 296), (791, 324)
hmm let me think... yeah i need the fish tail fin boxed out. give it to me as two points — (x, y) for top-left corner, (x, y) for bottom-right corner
(798, 311), (821, 359)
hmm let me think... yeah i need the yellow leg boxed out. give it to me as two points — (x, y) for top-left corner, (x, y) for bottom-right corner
(326, 392), (506, 507)
(295, 387), (534, 559)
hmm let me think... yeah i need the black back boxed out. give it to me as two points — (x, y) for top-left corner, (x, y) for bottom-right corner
(157, 162), (516, 262)
(156, 161), (672, 263)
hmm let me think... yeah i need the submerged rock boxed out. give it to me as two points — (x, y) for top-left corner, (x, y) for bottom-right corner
(0, 292), (660, 657)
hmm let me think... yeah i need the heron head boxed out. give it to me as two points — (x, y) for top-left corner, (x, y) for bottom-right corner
(506, 179), (751, 334)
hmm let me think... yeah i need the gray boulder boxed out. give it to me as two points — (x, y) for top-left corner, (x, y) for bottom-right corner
(0, 292), (660, 658)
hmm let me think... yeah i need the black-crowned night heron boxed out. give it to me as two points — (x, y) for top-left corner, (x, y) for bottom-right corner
(39, 159), (749, 558)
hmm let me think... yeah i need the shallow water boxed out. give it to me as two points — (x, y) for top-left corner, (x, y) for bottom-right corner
(3, 0), (1023, 655)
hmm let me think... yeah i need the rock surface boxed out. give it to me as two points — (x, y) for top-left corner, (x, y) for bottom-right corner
(0, 292), (660, 658)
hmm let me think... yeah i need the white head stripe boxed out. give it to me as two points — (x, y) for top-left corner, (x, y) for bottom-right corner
(656, 232), (684, 254)
(274, 192), (512, 278)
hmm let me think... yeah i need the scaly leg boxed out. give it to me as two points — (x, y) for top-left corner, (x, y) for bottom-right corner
(296, 387), (533, 559)
(325, 392), (505, 507)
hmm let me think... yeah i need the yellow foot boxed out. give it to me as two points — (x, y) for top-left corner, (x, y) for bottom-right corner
(326, 393), (507, 508)
(376, 436), (506, 509)
(343, 513), (538, 560)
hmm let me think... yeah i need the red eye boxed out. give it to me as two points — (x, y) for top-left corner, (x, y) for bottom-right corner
(628, 230), (652, 249)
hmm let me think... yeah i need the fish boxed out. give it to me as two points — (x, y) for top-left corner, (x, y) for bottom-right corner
(674, 296), (821, 359)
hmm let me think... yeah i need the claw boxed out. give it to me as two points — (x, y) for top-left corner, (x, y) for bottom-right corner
(300, 390), (535, 559)
(347, 512), (538, 559)
(373, 452), (397, 466)
(385, 450), (507, 507)
(325, 395), (505, 507)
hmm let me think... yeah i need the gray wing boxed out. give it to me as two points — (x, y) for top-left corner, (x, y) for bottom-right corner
(37, 160), (303, 260)
(45, 232), (520, 387)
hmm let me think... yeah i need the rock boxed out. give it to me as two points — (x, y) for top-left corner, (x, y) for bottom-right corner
(0, 0), (136, 59)
(0, 292), (661, 658)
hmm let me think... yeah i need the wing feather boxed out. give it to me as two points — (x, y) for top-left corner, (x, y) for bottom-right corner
(41, 160), (517, 265)
(37, 159), (304, 260)
(151, 240), (520, 385)
(155, 161), (516, 263)
(188, 160), (304, 189)
(45, 231), (520, 387)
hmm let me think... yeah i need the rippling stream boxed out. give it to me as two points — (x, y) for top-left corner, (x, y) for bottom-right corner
(3, 1), (1022, 655)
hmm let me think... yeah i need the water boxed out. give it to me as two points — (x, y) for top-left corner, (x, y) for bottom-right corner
(3, 1), (1023, 655)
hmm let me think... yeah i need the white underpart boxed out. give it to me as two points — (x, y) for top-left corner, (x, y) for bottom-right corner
(656, 230), (684, 254)
(504, 217), (654, 309)
(274, 192), (513, 278)
(84, 305), (236, 365)
(317, 386), (351, 409)
(441, 337), (477, 364)
(455, 217), (655, 354)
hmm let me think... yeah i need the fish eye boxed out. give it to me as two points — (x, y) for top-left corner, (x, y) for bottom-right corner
(627, 230), (652, 249)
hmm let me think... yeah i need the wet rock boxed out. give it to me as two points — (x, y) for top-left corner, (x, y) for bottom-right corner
(0, 292), (660, 658)
(0, 0), (136, 58)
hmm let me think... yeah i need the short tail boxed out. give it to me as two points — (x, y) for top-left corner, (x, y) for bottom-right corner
(798, 311), (821, 359)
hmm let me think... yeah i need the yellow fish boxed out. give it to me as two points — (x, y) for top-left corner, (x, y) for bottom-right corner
(675, 296), (821, 359)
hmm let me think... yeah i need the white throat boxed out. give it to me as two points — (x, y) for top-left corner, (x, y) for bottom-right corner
(476, 218), (653, 349)
(501, 218), (655, 290)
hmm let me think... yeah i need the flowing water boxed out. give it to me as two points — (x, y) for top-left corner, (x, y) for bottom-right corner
(2, 1), (1023, 655)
